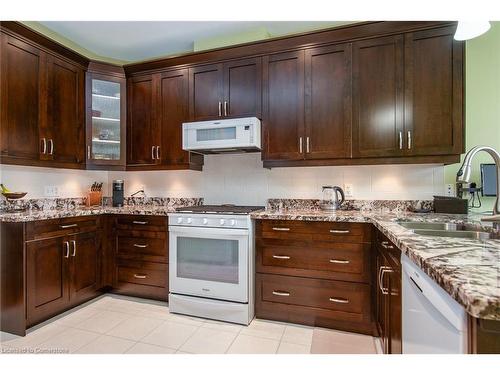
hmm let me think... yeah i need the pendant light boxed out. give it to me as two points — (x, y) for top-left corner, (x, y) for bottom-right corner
(454, 21), (491, 41)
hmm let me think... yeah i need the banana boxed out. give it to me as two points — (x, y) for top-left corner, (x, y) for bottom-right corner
(1, 184), (12, 193)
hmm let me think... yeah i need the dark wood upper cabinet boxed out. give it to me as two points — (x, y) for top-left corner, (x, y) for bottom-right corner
(305, 44), (352, 160)
(159, 69), (190, 165)
(223, 57), (262, 118)
(70, 231), (100, 304)
(127, 74), (160, 166)
(0, 34), (44, 164)
(189, 64), (223, 121)
(86, 62), (127, 170)
(352, 35), (404, 158)
(26, 237), (70, 326)
(262, 51), (305, 161)
(47, 55), (85, 165)
(404, 26), (464, 156)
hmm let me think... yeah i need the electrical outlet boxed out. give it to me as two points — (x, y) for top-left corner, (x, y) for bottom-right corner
(44, 185), (59, 197)
(344, 183), (354, 198)
(445, 184), (455, 197)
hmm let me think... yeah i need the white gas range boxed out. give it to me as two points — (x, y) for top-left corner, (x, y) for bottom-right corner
(168, 205), (264, 325)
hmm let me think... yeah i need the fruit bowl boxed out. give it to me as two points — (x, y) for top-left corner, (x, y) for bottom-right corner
(2, 192), (27, 200)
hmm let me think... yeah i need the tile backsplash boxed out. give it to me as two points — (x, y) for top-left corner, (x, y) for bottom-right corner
(1, 153), (445, 206)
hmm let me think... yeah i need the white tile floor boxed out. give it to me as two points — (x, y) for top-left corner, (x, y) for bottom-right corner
(0, 294), (380, 354)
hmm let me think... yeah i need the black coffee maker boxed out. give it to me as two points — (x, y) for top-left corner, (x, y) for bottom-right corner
(112, 180), (124, 207)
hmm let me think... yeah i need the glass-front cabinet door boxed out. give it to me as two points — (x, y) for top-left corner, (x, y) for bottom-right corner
(86, 65), (126, 169)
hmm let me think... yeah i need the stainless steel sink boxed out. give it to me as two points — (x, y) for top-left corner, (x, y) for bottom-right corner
(398, 222), (462, 231)
(412, 229), (491, 241)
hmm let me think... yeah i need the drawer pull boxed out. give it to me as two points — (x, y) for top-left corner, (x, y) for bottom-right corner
(381, 241), (394, 249)
(329, 259), (350, 264)
(133, 244), (148, 248)
(272, 227), (290, 231)
(272, 255), (291, 260)
(329, 229), (350, 234)
(133, 274), (147, 279)
(132, 221), (148, 225)
(272, 290), (290, 297)
(329, 297), (349, 304)
(60, 223), (78, 229)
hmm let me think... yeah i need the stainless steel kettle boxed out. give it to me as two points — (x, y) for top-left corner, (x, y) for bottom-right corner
(320, 185), (345, 211)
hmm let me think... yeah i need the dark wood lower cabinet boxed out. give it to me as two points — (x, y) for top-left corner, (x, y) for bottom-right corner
(255, 220), (374, 335)
(26, 236), (70, 327)
(374, 229), (402, 354)
(111, 215), (169, 301)
(0, 217), (103, 335)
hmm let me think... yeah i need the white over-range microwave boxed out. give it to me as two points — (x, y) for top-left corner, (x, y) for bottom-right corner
(182, 117), (261, 154)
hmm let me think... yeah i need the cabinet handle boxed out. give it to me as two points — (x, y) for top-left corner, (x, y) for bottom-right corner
(133, 274), (147, 279)
(48, 139), (54, 155)
(329, 259), (350, 264)
(71, 240), (76, 257)
(272, 291), (290, 297)
(133, 243), (148, 248)
(224, 101), (228, 116)
(151, 146), (155, 160)
(272, 255), (291, 260)
(379, 266), (393, 295)
(381, 241), (394, 249)
(87, 145), (91, 159)
(156, 146), (160, 160)
(329, 229), (350, 234)
(407, 131), (412, 150)
(218, 101), (222, 117)
(299, 137), (303, 153)
(41, 138), (47, 154)
(132, 221), (148, 225)
(306, 137), (310, 153)
(64, 241), (70, 258)
(399, 131), (403, 150)
(329, 297), (349, 304)
(60, 223), (78, 229)
(272, 227), (290, 231)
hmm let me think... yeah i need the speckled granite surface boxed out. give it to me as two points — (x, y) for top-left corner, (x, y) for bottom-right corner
(251, 207), (500, 321)
(0, 197), (203, 222)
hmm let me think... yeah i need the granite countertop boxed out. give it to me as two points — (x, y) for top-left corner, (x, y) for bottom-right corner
(251, 208), (500, 321)
(0, 205), (178, 222)
(2, 201), (499, 321)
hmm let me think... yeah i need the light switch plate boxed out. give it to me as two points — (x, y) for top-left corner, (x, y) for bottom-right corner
(344, 183), (354, 198)
(44, 185), (59, 197)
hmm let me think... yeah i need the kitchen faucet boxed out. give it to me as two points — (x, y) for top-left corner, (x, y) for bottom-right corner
(456, 146), (500, 228)
(131, 189), (147, 198)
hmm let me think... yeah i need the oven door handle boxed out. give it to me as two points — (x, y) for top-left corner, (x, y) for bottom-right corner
(168, 226), (249, 237)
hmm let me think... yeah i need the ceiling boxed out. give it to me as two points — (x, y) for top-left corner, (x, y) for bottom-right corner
(36, 21), (354, 63)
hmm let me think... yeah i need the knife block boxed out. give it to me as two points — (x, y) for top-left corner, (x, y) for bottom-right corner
(86, 191), (103, 207)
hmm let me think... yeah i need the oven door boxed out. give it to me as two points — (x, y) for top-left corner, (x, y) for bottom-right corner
(169, 226), (249, 303)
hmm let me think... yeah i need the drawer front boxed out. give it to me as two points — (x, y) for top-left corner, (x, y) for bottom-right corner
(375, 229), (401, 266)
(26, 216), (100, 240)
(115, 260), (167, 288)
(115, 215), (167, 232)
(257, 220), (370, 243)
(259, 273), (369, 315)
(117, 236), (168, 263)
(258, 241), (369, 282)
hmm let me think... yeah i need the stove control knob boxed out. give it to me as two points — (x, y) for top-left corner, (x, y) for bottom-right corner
(220, 219), (225, 225)
(177, 217), (183, 224)
(203, 218), (208, 225)
(229, 219), (236, 226)
(186, 218), (192, 224)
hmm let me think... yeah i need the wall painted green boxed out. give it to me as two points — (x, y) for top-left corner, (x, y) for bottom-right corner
(444, 21), (500, 212)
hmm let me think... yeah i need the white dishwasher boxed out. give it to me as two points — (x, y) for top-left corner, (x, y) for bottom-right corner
(402, 254), (468, 354)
